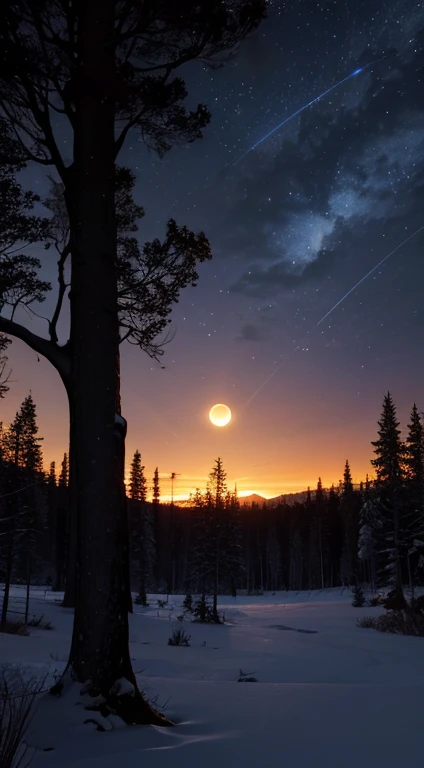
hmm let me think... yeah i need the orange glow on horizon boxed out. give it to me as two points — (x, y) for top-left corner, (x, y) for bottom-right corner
(2, 337), (384, 509)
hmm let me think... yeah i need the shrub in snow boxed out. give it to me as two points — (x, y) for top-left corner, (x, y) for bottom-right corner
(134, 594), (149, 606)
(352, 583), (366, 607)
(192, 595), (223, 624)
(358, 610), (424, 636)
(411, 594), (424, 613)
(357, 616), (376, 629)
(27, 614), (44, 628)
(382, 589), (408, 611)
(168, 627), (191, 646)
(83, 717), (107, 732)
(183, 593), (193, 612)
(237, 669), (257, 682)
(368, 594), (384, 607)
(0, 665), (46, 768)
(0, 620), (29, 636)
(376, 610), (424, 636)
(157, 599), (167, 609)
(27, 615), (53, 630)
(42, 621), (53, 631)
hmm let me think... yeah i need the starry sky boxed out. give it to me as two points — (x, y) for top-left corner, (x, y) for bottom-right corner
(2, 0), (424, 500)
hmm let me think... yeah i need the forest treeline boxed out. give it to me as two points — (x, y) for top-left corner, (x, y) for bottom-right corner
(1, 391), (423, 613)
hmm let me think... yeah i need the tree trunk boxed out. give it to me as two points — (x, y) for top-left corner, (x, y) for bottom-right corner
(52, 484), (63, 592)
(24, 556), (31, 624)
(1, 542), (13, 625)
(138, 570), (147, 606)
(63, 2), (167, 723)
(115, 350), (133, 615)
(392, 500), (405, 603)
(62, 391), (77, 606)
(53, 505), (65, 592)
(62, 366), (133, 612)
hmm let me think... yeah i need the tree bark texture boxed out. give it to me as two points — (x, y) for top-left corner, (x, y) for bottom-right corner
(65, 1), (130, 691)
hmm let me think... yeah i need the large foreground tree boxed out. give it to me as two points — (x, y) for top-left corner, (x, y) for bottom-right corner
(0, 0), (266, 722)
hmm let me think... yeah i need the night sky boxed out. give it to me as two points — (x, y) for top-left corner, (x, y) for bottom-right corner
(3, 0), (424, 500)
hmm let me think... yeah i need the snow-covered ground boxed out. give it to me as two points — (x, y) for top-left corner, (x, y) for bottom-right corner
(1, 587), (423, 767)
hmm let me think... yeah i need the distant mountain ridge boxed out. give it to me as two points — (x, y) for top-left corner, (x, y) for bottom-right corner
(174, 483), (367, 508)
(238, 493), (267, 506)
(239, 491), (311, 507)
(239, 484), (366, 507)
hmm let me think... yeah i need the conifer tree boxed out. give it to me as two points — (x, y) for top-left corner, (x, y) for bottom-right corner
(188, 458), (242, 618)
(404, 404), (424, 584)
(129, 450), (154, 605)
(129, 450), (147, 502)
(48, 462), (56, 484)
(151, 467), (162, 586)
(352, 582), (365, 607)
(0, 394), (45, 620)
(371, 392), (404, 486)
(5, 394), (43, 473)
(405, 404), (424, 492)
(53, 453), (69, 590)
(209, 458), (227, 508)
(59, 454), (69, 488)
(224, 488), (244, 597)
(363, 393), (407, 600)
(0, 430), (22, 623)
(365, 474), (371, 494)
(327, 484), (343, 587)
(307, 479), (326, 588)
(152, 468), (160, 505)
(343, 460), (353, 494)
(188, 489), (216, 619)
(340, 460), (360, 585)
(13, 395), (44, 586)
(47, 461), (57, 576)
(132, 507), (156, 606)
(208, 458), (228, 614)
(266, 528), (283, 591)
(316, 477), (327, 588)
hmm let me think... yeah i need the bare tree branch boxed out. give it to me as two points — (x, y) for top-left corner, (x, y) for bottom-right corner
(0, 316), (70, 382)
(49, 241), (71, 344)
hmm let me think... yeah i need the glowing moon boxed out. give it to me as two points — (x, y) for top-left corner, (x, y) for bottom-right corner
(209, 403), (232, 427)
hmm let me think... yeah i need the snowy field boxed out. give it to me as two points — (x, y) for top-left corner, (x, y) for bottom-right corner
(1, 587), (423, 767)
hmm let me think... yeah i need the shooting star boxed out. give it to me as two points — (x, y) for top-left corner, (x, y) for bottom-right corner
(316, 226), (424, 327)
(243, 352), (297, 408)
(234, 58), (387, 166)
(244, 225), (423, 408)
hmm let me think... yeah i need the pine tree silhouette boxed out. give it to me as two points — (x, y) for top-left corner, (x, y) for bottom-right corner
(129, 451), (154, 605)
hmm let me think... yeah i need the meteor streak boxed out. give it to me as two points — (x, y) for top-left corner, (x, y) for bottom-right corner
(234, 59), (386, 166)
(316, 226), (424, 327)
(244, 225), (424, 408)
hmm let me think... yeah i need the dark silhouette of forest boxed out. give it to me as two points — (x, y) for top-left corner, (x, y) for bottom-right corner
(2, 391), (423, 620)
